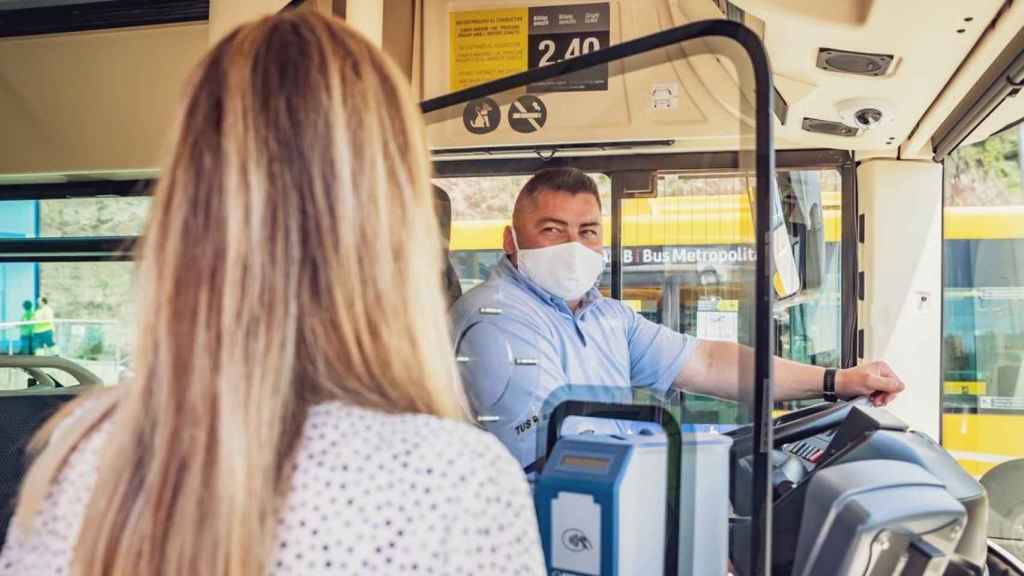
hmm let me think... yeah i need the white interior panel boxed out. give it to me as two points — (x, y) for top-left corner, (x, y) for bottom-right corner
(858, 159), (942, 439)
(736, 0), (1004, 153)
(209, 0), (292, 43)
(421, 0), (757, 153)
(0, 23), (208, 175)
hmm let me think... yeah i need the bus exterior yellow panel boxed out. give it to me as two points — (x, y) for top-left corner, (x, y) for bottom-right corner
(449, 194), (845, 251)
(942, 413), (1024, 477)
(449, 199), (1018, 253)
(944, 381), (987, 395)
(943, 206), (1024, 240)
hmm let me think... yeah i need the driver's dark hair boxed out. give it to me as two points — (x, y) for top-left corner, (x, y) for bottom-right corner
(513, 167), (601, 222)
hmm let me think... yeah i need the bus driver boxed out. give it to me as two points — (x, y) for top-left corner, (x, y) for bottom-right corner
(451, 167), (906, 471)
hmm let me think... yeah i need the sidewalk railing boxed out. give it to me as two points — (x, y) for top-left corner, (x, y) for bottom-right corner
(0, 318), (127, 386)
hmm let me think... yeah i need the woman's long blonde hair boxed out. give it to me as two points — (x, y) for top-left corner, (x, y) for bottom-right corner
(14, 10), (465, 575)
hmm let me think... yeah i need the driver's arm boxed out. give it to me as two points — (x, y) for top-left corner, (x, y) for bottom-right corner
(674, 340), (906, 406)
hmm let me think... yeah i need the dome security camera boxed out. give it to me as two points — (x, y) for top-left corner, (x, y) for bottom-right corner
(836, 98), (896, 131)
(853, 108), (884, 127)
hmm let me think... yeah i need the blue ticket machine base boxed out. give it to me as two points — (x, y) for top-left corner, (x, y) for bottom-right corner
(535, 434), (668, 576)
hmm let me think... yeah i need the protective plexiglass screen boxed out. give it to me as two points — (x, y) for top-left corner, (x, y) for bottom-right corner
(423, 6), (770, 574)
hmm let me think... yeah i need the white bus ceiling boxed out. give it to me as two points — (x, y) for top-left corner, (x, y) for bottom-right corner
(1, 0), (1023, 175)
(737, 0), (1009, 157)
(422, 0), (1017, 158)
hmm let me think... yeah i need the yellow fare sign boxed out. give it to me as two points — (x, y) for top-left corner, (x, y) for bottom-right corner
(449, 8), (529, 92)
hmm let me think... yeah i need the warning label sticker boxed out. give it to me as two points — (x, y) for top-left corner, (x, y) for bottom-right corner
(449, 8), (529, 92)
(449, 3), (610, 93)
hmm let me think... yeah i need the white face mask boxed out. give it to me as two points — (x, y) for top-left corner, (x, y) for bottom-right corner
(512, 228), (605, 301)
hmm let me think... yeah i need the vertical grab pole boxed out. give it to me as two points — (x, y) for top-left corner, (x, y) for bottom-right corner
(749, 29), (777, 576)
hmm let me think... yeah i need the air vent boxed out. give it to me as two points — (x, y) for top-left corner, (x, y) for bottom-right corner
(802, 117), (860, 137)
(816, 48), (894, 77)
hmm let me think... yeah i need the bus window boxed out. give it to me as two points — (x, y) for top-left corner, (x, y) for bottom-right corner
(441, 166), (843, 424)
(0, 261), (134, 387)
(942, 125), (1024, 561)
(614, 168), (841, 424)
(436, 173), (611, 294)
(0, 196), (137, 387)
(620, 173), (748, 337)
(776, 170), (844, 369)
(0, 196), (150, 238)
(942, 127), (1024, 467)
(620, 169), (843, 365)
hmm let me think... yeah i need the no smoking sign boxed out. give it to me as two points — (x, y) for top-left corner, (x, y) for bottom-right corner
(508, 95), (547, 133)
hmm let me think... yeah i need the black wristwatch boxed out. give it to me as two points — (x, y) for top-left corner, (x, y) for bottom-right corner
(823, 368), (839, 403)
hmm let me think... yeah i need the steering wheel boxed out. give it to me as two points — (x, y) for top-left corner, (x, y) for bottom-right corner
(725, 396), (873, 461)
(724, 397), (874, 517)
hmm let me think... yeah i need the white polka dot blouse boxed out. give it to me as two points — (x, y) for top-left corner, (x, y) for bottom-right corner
(0, 403), (547, 575)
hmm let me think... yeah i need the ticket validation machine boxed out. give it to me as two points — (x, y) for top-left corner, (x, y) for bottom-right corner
(534, 399), (988, 576)
(534, 401), (682, 576)
(534, 423), (734, 575)
(535, 433), (669, 576)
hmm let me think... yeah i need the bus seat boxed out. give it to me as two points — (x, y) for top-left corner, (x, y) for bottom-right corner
(433, 185), (462, 307)
(0, 388), (81, 547)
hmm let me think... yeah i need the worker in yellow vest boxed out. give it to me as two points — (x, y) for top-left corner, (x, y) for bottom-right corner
(32, 296), (55, 354)
(19, 300), (34, 355)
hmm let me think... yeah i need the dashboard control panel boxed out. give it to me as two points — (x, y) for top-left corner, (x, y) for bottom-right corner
(783, 430), (836, 466)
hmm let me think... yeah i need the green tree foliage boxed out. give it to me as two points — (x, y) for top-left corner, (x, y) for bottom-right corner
(945, 129), (1024, 206)
(437, 173), (611, 221)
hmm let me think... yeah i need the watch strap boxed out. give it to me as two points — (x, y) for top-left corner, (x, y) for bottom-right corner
(823, 368), (839, 402)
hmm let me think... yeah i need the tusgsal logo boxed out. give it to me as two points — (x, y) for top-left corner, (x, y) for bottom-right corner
(561, 528), (592, 552)
(514, 414), (540, 436)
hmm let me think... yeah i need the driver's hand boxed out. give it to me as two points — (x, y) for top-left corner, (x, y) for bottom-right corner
(836, 361), (905, 406)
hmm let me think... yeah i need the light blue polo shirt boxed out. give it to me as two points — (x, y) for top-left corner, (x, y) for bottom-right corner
(451, 256), (697, 470)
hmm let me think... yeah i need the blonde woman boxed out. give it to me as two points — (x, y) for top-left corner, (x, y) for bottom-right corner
(0, 10), (544, 576)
